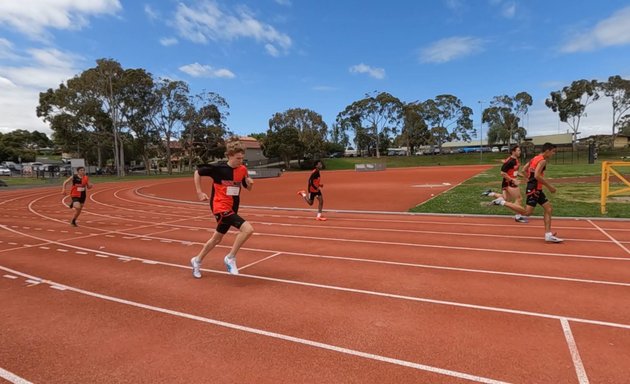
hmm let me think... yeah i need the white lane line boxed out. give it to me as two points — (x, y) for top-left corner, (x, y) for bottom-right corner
(588, 219), (630, 255)
(0, 367), (33, 384)
(560, 319), (590, 384)
(0, 266), (508, 384)
(95, 254), (109, 258)
(3, 274), (18, 279)
(239, 252), (283, 271)
(256, 232), (630, 262)
(3, 225), (630, 330)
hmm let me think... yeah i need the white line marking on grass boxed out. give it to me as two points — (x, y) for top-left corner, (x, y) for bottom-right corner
(0, 367), (33, 384)
(560, 319), (590, 384)
(588, 220), (630, 255)
(239, 252), (283, 271)
(0, 265), (509, 384)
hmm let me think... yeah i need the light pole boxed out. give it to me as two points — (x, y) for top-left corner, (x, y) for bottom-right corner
(478, 101), (484, 162)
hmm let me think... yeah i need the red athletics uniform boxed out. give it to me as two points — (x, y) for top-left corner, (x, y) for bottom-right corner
(525, 154), (548, 207)
(197, 162), (250, 234)
(307, 167), (322, 200)
(500, 156), (520, 189)
(70, 174), (89, 204)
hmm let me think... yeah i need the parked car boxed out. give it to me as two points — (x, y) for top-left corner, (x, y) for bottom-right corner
(328, 152), (343, 158)
(500, 146), (510, 152)
(0, 167), (11, 176)
(491, 147), (500, 153)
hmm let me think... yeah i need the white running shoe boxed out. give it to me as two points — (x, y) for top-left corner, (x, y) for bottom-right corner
(545, 234), (563, 243)
(514, 216), (529, 223)
(224, 255), (239, 275)
(190, 257), (201, 279)
(489, 196), (505, 206)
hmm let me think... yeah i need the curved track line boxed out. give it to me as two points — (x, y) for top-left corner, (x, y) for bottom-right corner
(0, 265), (509, 384)
(3, 224), (630, 331)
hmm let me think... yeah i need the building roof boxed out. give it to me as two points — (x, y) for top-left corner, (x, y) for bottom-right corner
(238, 136), (262, 149)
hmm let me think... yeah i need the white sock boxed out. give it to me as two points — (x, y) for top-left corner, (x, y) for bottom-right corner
(226, 254), (234, 259)
(545, 232), (552, 237)
(515, 214), (521, 219)
(317, 212), (322, 218)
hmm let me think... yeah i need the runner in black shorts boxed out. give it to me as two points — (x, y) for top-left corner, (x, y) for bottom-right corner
(490, 143), (563, 243)
(61, 166), (92, 227)
(189, 139), (255, 278)
(297, 160), (327, 221)
(482, 144), (528, 223)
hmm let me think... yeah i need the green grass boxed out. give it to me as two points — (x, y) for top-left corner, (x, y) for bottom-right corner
(411, 163), (630, 219)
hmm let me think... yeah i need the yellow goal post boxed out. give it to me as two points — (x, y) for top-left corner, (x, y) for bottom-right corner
(600, 161), (630, 214)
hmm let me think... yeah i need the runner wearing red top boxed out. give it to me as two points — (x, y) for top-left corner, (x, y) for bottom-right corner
(190, 139), (255, 278)
(491, 142), (563, 243)
(61, 166), (93, 227)
(297, 160), (327, 221)
(482, 144), (528, 223)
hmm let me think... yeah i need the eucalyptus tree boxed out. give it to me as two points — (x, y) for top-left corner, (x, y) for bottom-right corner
(269, 108), (328, 162)
(149, 79), (191, 174)
(421, 95), (473, 151)
(401, 101), (431, 154)
(328, 122), (349, 149)
(336, 91), (403, 158)
(264, 122), (303, 169)
(601, 75), (630, 145)
(545, 79), (600, 147)
(119, 68), (158, 174)
(37, 73), (113, 167)
(182, 91), (230, 168)
(483, 92), (532, 145)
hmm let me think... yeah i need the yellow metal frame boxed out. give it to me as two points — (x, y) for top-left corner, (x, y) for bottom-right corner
(600, 161), (630, 214)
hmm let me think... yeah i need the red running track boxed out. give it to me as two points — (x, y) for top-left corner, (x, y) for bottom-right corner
(1, 166), (630, 383)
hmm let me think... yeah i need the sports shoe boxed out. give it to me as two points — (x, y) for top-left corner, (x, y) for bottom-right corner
(70, 220), (77, 227)
(489, 197), (505, 206)
(190, 257), (201, 279)
(315, 216), (328, 221)
(297, 190), (306, 197)
(224, 255), (239, 275)
(514, 216), (529, 223)
(481, 189), (494, 196)
(545, 234), (563, 243)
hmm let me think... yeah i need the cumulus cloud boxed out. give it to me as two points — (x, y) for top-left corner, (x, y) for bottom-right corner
(0, 45), (81, 135)
(561, 6), (630, 53)
(179, 62), (235, 79)
(160, 37), (178, 47)
(172, 1), (292, 56)
(0, 0), (122, 40)
(349, 63), (385, 79)
(420, 36), (485, 63)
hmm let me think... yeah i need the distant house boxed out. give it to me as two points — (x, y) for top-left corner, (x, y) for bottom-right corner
(238, 136), (266, 163)
(579, 134), (629, 149)
(524, 133), (573, 146)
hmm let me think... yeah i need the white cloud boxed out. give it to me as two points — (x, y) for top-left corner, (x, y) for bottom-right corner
(179, 62), (235, 79)
(0, 46), (81, 135)
(501, 2), (516, 19)
(172, 1), (292, 56)
(144, 4), (160, 21)
(159, 37), (178, 47)
(420, 36), (485, 63)
(0, 0), (122, 40)
(349, 63), (385, 79)
(561, 6), (630, 53)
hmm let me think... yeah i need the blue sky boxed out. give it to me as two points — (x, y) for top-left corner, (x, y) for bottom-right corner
(1, 0), (629, 142)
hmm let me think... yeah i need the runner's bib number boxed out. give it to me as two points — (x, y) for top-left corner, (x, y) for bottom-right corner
(226, 186), (240, 196)
(77, 187), (85, 192)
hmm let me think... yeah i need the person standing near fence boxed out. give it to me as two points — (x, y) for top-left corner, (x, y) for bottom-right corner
(61, 166), (93, 227)
(190, 139), (255, 278)
(297, 160), (327, 221)
(482, 144), (528, 223)
(490, 142), (563, 243)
